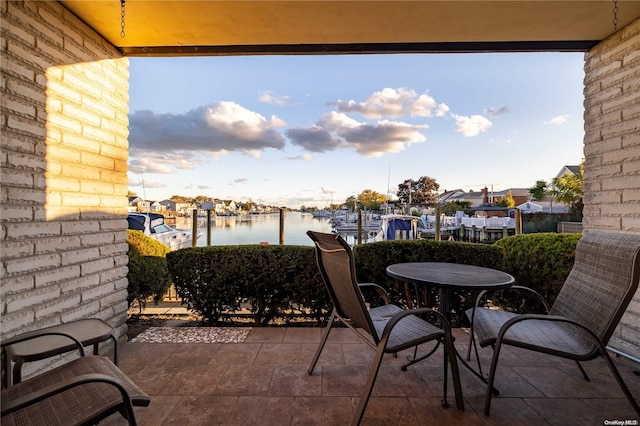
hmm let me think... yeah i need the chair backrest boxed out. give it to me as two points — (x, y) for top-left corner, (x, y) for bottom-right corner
(307, 231), (378, 340)
(550, 231), (640, 343)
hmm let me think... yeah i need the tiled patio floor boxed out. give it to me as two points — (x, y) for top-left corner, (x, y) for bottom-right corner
(103, 326), (640, 425)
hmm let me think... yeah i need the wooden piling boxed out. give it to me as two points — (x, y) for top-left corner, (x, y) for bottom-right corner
(279, 208), (285, 245)
(191, 208), (198, 247)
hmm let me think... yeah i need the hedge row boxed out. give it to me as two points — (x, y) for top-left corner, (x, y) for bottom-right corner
(162, 233), (581, 326)
(167, 245), (328, 324)
(167, 239), (504, 326)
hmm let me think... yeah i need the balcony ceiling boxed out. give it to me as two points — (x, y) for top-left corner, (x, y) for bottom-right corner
(60, 1), (640, 56)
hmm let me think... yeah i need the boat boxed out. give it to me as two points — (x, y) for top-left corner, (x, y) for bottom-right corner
(127, 213), (196, 250)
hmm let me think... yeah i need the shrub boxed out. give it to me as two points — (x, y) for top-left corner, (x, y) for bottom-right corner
(492, 232), (581, 312)
(167, 245), (328, 325)
(164, 236), (580, 327)
(126, 230), (171, 309)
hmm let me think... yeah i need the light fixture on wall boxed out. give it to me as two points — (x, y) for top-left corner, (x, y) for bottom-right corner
(120, 0), (126, 38)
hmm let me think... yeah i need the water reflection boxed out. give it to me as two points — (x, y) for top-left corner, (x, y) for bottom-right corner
(174, 213), (333, 246)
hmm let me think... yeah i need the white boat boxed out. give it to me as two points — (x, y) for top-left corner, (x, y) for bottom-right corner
(127, 213), (196, 250)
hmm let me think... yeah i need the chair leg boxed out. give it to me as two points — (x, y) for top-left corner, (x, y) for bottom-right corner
(575, 360), (590, 381)
(600, 348), (640, 416)
(441, 337), (449, 407)
(352, 343), (387, 426)
(442, 331), (464, 411)
(308, 309), (337, 375)
(483, 338), (504, 415)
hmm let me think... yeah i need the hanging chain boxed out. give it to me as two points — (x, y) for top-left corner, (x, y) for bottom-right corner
(612, 0), (619, 31)
(120, 0), (126, 38)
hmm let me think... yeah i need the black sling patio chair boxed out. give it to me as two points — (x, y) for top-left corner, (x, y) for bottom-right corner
(306, 231), (464, 425)
(466, 230), (640, 416)
(1, 330), (150, 425)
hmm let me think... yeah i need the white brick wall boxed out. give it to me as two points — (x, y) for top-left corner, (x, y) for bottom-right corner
(1, 0), (129, 361)
(584, 17), (640, 359)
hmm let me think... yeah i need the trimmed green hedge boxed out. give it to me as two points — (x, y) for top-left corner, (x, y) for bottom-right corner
(164, 235), (581, 326)
(167, 239), (505, 326)
(126, 230), (171, 308)
(493, 232), (581, 312)
(167, 245), (328, 325)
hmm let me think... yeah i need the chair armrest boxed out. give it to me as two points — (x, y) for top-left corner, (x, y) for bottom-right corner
(473, 285), (551, 313)
(1, 372), (134, 416)
(2, 331), (86, 357)
(358, 282), (390, 305)
(381, 307), (451, 339)
(495, 313), (603, 350)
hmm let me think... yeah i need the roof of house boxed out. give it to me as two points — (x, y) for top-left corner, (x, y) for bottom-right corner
(492, 188), (530, 197)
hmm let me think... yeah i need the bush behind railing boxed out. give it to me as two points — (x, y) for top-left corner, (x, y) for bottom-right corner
(167, 239), (507, 326)
(167, 245), (329, 325)
(492, 232), (581, 312)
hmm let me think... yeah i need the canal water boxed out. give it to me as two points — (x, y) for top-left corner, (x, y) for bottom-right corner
(174, 212), (334, 247)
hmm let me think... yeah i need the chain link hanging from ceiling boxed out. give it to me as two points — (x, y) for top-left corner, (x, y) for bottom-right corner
(120, 0), (126, 38)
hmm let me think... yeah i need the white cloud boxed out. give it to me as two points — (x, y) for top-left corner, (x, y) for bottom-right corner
(128, 102), (286, 174)
(229, 178), (249, 185)
(333, 87), (447, 119)
(484, 106), (510, 118)
(259, 91), (293, 106)
(545, 114), (569, 125)
(129, 157), (177, 174)
(287, 111), (428, 157)
(452, 114), (492, 137)
(127, 174), (167, 189)
(285, 154), (313, 160)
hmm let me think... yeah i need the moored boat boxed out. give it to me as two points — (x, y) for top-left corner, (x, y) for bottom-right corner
(127, 213), (196, 250)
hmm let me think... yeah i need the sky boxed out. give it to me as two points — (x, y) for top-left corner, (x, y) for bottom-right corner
(127, 52), (586, 209)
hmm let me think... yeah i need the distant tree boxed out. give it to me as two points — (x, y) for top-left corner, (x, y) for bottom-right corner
(345, 195), (358, 211)
(551, 162), (584, 219)
(242, 199), (256, 211)
(127, 190), (137, 197)
(441, 200), (472, 216)
(170, 195), (193, 203)
(396, 176), (440, 205)
(496, 190), (516, 208)
(357, 189), (387, 210)
(194, 195), (213, 204)
(396, 179), (415, 205)
(529, 180), (548, 201)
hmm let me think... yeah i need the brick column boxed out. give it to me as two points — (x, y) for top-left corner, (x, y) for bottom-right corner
(1, 0), (130, 362)
(584, 17), (640, 359)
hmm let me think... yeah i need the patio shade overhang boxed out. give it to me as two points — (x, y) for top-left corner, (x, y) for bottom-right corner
(60, 0), (640, 56)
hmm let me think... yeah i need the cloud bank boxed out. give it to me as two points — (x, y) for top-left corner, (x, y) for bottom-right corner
(129, 87), (495, 174)
(333, 87), (450, 119)
(128, 101), (286, 173)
